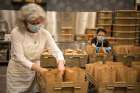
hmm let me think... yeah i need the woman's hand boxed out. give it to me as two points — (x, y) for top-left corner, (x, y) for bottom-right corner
(31, 63), (48, 75)
(57, 60), (65, 75)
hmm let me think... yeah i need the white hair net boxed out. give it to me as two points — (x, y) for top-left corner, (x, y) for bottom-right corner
(20, 3), (46, 21)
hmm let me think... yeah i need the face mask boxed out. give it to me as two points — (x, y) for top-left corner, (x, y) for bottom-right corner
(101, 36), (105, 41)
(97, 36), (105, 41)
(27, 23), (43, 33)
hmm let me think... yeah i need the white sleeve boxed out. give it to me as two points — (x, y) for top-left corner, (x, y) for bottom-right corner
(11, 28), (33, 69)
(45, 31), (64, 62)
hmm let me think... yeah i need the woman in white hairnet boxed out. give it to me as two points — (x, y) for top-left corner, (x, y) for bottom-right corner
(7, 3), (65, 93)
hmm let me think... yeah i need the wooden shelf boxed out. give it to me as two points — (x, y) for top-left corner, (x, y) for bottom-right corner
(98, 11), (113, 13)
(97, 24), (112, 26)
(61, 27), (73, 29)
(59, 34), (73, 36)
(105, 37), (138, 40)
(114, 37), (136, 40)
(116, 10), (137, 12)
(113, 24), (138, 26)
(113, 31), (139, 33)
(99, 17), (112, 19)
(115, 17), (140, 20)
(97, 24), (140, 26)
(86, 28), (96, 30)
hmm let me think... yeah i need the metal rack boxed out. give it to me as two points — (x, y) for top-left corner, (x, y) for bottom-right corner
(0, 41), (10, 64)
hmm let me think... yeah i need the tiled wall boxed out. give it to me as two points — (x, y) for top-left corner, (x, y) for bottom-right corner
(0, 0), (135, 11)
(46, 0), (135, 11)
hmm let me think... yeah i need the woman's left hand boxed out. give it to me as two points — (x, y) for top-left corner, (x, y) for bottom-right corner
(57, 60), (65, 75)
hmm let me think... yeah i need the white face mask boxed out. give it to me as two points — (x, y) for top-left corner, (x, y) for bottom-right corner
(97, 36), (105, 41)
(27, 23), (43, 33)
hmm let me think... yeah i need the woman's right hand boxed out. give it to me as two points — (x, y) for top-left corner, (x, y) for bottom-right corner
(31, 63), (48, 74)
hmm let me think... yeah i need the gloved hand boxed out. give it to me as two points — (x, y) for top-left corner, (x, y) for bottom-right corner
(96, 47), (100, 53)
(105, 47), (111, 53)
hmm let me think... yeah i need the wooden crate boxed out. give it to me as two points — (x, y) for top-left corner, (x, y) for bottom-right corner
(37, 68), (88, 93)
(40, 55), (57, 68)
(40, 53), (88, 68)
(98, 82), (139, 93)
(38, 82), (88, 93)
(64, 55), (88, 68)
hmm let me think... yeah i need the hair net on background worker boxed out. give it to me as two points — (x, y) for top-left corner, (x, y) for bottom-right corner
(20, 3), (46, 22)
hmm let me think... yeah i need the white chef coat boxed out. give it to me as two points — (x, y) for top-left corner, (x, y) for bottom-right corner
(7, 27), (64, 93)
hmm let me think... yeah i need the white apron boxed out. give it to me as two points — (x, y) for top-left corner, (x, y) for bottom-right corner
(7, 31), (45, 93)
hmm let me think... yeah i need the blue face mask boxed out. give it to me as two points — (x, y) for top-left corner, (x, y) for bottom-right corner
(97, 36), (105, 42)
(27, 23), (42, 33)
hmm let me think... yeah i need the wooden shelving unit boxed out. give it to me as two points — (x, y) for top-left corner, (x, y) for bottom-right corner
(57, 12), (76, 43)
(136, 11), (140, 45)
(57, 27), (74, 42)
(113, 10), (140, 45)
(96, 11), (113, 37)
(96, 10), (140, 45)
